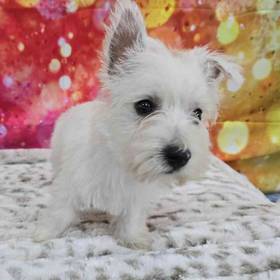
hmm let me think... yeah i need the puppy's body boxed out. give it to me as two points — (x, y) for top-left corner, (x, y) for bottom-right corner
(37, 100), (165, 246)
(34, 0), (243, 248)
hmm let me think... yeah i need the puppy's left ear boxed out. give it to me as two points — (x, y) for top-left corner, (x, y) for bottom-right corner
(204, 51), (244, 87)
(101, 0), (147, 77)
(191, 47), (244, 123)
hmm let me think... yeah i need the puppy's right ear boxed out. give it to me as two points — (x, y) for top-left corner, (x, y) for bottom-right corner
(101, 0), (147, 77)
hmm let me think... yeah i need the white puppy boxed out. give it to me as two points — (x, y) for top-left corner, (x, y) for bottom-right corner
(34, 0), (243, 248)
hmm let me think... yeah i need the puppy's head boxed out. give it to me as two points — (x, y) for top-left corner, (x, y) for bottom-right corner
(100, 0), (243, 185)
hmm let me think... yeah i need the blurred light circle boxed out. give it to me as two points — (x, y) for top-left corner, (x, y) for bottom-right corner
(252, 58), (272, 80)
(218, 121), (249, 155)
(217, 16), (240, 45)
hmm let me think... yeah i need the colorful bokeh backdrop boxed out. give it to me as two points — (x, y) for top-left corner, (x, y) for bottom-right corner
(0, 0), (280, 192)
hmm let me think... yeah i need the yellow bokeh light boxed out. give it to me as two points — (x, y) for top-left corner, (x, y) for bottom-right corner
(217, 16), (240, 45)
(267, 124), (280, 145)
(72, 91), (82, 102)
(138, 0), (176, 29)
(49, 58), (61, 73)
(16, 0), (39, 7)
(60, 43), (72, 58)
(266, 105), (280, 145)
(17, 42), (25, 52)
(252, 58), (272, 80)
(218, 121), (249, 155)
(266, 105), (280, 122)
(75, 0), (95, 7)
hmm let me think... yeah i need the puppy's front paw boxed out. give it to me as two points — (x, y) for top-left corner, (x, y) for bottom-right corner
(33, 219), (64, 242)
(114, 228), (152, 250)
(123, 232), (153, 250)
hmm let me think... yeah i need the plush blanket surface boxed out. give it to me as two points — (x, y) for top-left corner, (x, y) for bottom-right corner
(0, 150), (280, 280)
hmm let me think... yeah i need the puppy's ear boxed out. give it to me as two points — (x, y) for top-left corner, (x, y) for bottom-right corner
(204, 51), (244, 87)
(192, 47), (244, 87)
(102, 0), (147, 77)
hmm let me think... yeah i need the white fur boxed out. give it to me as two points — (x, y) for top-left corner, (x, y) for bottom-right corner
(34, 0), (243, 248)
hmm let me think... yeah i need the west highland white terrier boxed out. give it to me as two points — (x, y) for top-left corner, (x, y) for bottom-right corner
(34, 0), (243, 248)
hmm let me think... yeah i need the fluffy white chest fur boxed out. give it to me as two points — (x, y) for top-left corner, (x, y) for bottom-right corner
(34, 0), (243, 249)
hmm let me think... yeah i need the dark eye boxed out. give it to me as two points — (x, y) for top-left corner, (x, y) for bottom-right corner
(193, 108), (203, 121)
(135, 99), (156, 116)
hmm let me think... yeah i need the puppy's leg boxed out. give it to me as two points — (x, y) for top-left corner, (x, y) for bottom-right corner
(112, 202), (151, 249)
(33, 200), (79, 242)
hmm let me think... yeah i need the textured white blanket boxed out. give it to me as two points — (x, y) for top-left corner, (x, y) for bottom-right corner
(1, 150), (280, 280)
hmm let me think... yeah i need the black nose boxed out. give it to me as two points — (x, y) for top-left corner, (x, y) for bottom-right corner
(163, 145), (191, 172)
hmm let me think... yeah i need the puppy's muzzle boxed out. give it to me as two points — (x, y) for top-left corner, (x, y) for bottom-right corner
(162, 145), (192, 173)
